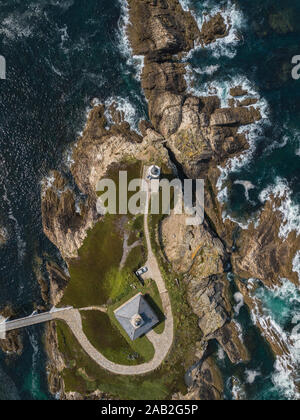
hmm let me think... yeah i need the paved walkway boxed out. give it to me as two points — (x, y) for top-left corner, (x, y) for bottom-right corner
(54, 170), (174, 376)
(0, 307), (73, 339)
(80, 306), (107, 313)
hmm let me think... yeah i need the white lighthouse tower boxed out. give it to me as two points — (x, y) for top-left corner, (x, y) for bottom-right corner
(147, 165), (161, 180)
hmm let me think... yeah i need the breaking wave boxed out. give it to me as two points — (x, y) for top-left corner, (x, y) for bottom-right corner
(117, 0), (144, 80)
(259, 177), (300, 239)
(245, 369), (261, 384)
(104, 96), (141, 133)
(181, 0), (246, 59)
(253, 280), (300, 400)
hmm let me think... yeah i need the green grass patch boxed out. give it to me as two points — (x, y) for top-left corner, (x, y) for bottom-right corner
(81, 310), (154, 365)
(61, 214), (125, 307)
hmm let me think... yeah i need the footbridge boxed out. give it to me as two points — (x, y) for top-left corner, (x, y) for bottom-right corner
(0, 307), (73, 339)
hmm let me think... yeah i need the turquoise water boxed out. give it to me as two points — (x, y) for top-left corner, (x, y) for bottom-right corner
(0, 0), (299, 400)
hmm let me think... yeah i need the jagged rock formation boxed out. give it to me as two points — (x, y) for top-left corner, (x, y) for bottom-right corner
(174, 357), (224, 400)
(232, 197), (300, 287)
(162, 213), (226, 277)
(0, 306), (23, 356)
(42, 170), (97, 260)
(45, 321), (66, 396)
(162, 212), (249, 364)
(46, 262), (70, 307)
(200, 13), (230, 45)
(127, 0), (200, 60)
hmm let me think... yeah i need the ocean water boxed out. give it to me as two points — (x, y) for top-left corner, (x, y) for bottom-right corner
(0, 0), (299, 400)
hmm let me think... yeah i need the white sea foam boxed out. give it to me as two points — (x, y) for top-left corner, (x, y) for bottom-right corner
(182, 0), (246, 60)
(2, 185), (26, 262)
(178, 0), (190, 12)
(62, 146), (75, 169)
(0, 11), (35, 40)
(259, 177), (300, 239)
(186, 71), (268, 113)
(28, 330), (40, 399)
(233, 319), (245, 345)
(292, 130), (300, 156)
(193, 64), (220, 76)
(189, 74), (270, 227)
(247, 278), (258, 291)
(251, 281), (300, 400)
(40, 173), (55, 194)
(187, 73), (270, 199)
(217, 345), (226, 360)
(104, 96), (140, 133)
(234, 180), (256, 202)
(117, 0), (144, 80)
(245, 369), (261, 384)
(292, 251), (300, 282)
(234, 292), (244, 315)
(231, 376), (246, 400)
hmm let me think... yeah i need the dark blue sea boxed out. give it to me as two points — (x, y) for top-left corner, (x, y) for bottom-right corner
(0, 0), (299, 400)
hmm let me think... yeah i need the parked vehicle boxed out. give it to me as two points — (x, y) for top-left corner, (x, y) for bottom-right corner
(136, 266), (148, 276)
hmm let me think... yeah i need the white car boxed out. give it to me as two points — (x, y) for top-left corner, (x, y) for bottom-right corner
(136, 267), (148, 276)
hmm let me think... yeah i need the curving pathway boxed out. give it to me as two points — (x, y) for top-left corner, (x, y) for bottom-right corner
(53, 170), (174, 375)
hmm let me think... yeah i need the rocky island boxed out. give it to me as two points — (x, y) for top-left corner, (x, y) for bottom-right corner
(39, 0), (299, 400)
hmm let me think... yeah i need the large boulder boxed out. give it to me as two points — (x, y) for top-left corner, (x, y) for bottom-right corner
(200, 13), (230, 45)
(162, 213), (226, 276)
(127, 0), (200, 58)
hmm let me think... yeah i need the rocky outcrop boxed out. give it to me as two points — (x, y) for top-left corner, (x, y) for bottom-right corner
(232, 197), (300, 287)
(187, 275), (231, 337)
(187, 275), (249, 364)
(162, 213), (226, 277)
(0, 306), (23, 356)
(45, 322), (66, 396)
(70, 105), (142, 196)
(162, 212), (249, 364)
(0, 330), (23, 356)
(46, 262), (70, 306)
(174, 357), (224, 400)
(230, 86), (249, 97)
(42, 171), (97, 260)
(127, 0), (200, 59)
(200, 13), (229, 45)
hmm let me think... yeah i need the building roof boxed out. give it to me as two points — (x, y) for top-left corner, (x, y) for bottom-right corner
(114, 293), (159, 341)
